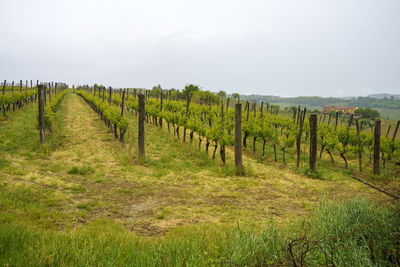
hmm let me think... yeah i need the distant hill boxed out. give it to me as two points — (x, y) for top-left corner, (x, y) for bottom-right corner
(236, 95), (400, 110)
(367, 93), (400, 99)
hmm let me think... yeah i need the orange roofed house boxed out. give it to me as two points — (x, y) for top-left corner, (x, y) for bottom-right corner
(323, 106), (359, 115)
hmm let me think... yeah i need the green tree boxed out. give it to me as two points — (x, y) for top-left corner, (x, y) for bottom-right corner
(217, 90), (227, 98)
(355, 108), (380, 119)
(182, 84), (200, 98)
(232, 93), (240, 102)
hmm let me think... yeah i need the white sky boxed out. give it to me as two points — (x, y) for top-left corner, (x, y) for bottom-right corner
(1, 0), (399, 97)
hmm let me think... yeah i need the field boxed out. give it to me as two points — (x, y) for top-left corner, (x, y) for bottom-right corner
(0, 90), (399, 266)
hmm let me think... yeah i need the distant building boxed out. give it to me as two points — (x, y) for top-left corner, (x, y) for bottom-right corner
(323, 106), (359, 115)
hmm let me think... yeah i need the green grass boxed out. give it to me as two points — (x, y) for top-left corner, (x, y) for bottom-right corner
(0, 198), (398, 266)
(67, 165), (95, 175)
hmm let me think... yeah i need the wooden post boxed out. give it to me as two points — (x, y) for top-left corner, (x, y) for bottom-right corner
(38, 85), (45, 143)
(109, 87), (112, 104)
(386, 125), (391, 137)
(348, 114), (354, 129)
(43, 82), (47, 106)
(121, 90), (125, 116)
(11, 81), (14, 96)
(220, 102), (225, 164)
(246, 102), (250, 122)
(2, 80), (6, 96)
(393, 120), (400, 142)
(260, 102), (264, 117)
(373, 120), (381, 175)
(293, 107), (297, 122)
(235, 103), (243, 174)
(138, 94), (145, 160)
(119, 90), (126, 143)
(335, 112), (339, 130)
(159, 90), (163, 127)
(19, 80), (22, 93)
(186, 94), (190, 116)
(356, 119), (362, 172)
(296, 108), (306, 168)
(309, 114), (317, 171)
(48, 82), (52, 104)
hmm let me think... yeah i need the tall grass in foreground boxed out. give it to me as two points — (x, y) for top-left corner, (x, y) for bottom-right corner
(0, 198), (398, 266)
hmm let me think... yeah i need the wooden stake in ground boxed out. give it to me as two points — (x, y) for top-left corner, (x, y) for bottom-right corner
(121, 90), (125, 116)
(48, 83), (52, 104)
(296, 105), (300, 124)
(120, 90), (126, 143)
(2, 80), (5, 96)
(38, 85), (45, 143)
(309, 114), (317, 171)
(19, 80), (22, 93)
(393, 120), (400, 142)
(43, 83), (47, 106)
(235, 103), (243, 175)
(373, 120), (381, 175)
(109, 87), (112, 104)
(296, 108), (307, 168)
(138, 94), (145, 160)
(335, 112), (339, 130)
(386, 125), (391, 137)
(355, 119), (362, 172)
(220, 102), (226, 164)
(292, 107), (297, 122)
(159, 91), (163, 127)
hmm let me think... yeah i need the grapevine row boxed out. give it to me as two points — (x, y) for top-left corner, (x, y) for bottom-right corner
(75, 86), (400, 172)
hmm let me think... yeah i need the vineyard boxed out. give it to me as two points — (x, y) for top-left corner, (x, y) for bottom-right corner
(0, 83), (399, 266)
(75, 85), (400, 179)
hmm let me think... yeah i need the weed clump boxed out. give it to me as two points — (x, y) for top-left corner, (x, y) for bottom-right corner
(67, 166), (95, 175)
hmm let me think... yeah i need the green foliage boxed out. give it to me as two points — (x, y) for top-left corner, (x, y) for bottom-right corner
(231, 93), (240, 101)
(217, 90), (227, 98)
(67, 165), (95, 175)
(0, 90), (37, 106)
(37, 89), (68, 129)
(356, 107), (380, 119)
(182, 84), (200, 97)
(76, 90), (128, 132)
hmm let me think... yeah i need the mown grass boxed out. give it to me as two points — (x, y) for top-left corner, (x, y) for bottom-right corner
(0, 198), (398, 266)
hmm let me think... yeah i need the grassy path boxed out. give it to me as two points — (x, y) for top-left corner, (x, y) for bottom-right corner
(0, 92), (391, 238)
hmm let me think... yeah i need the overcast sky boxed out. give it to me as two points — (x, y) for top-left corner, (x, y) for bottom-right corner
(1, 0), (399, 97)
